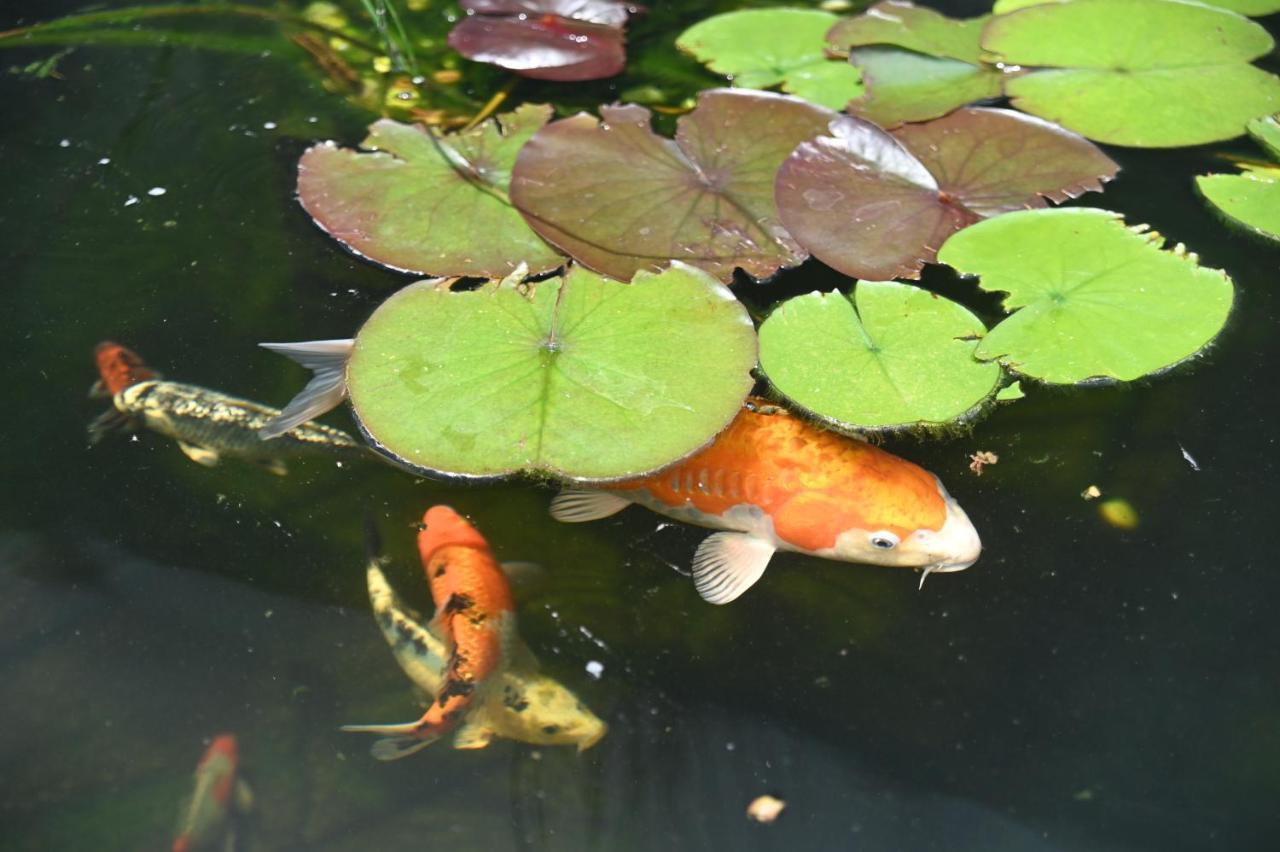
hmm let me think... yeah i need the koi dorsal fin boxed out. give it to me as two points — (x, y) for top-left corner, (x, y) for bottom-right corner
(258, 339), (353, 439)
(691, 532), (775, 605)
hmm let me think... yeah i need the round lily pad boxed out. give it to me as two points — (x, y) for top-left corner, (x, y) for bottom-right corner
(448, 0), (634, 81)
(846, 46), (1004, 128)
(297, 104), (564, 278)
(1197, 170), (1280, 242)
(983, 0), (1280, 147)
(347, 263), (757, 482)
(827, 0), (989, 63)
(938, 208), (1235, 384)
(758, 282), (1001, 431)
(675, 9), (863, 110)
(510, 89), (833, 283)
(995, 0), (1280, 14)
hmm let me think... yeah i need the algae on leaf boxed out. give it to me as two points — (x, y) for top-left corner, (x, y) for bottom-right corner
(346, 264), (758, 482)
(938, 208), (1235, 384)
(675, 9), (862, 110)
(983, 0), (1280, 147)
(511, 89), (834, 283)
(758, 282), (1002, 431)
(297, 104), (565, 278)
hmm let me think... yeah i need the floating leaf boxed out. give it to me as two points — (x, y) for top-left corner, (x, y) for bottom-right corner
(775, 108), (1117, 280)
(758, 282), (1001, 431)
(675, 9), (862, 110)
(994, 0), (1280, 14)
(1196, 114), (1280, 241)
(938, 209), (1235, 384)
(297, 104), (565, 278)
(827, 0), (988, 63)
(448, 0), (635, 82)
(846, 47), (1003, 128)
(511, 89), (834, 283)
(347, 263), (758, 481)
(983, 0), (1280, 147)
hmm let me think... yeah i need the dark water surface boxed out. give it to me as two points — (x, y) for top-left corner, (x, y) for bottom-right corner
(3, 2), (1280, 850)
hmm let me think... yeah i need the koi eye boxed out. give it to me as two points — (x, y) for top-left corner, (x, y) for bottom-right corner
(869, 531), (899, 550)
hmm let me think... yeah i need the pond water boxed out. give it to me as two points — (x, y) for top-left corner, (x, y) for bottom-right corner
(2, 1), (1279, 850)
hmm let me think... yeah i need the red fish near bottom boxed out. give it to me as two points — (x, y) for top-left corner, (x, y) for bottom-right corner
(343, 506), (517, 760)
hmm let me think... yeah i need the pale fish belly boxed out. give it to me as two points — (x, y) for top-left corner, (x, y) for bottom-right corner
(622, 488), (787, 549)
(117, 381), (360, 458)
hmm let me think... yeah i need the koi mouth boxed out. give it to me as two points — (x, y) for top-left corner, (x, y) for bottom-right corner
(917, 560), (974, 590)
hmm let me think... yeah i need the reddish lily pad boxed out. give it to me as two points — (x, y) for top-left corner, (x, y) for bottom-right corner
(297, 104), (565, 278)
(510, 89), (834, 283)
(448, 0), (636, 81)
(775, 107), (1117, 280)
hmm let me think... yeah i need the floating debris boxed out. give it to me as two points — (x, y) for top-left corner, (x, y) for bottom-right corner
(1098, 497), (1139, 530)
(747, 794), (786, 823)
(1081, 485), (1102, 501)
(147, 186), (166, 197)
(968, 450), (998, 475)
(1179, 444), (1201, 471)
(585, 660), (604, 679)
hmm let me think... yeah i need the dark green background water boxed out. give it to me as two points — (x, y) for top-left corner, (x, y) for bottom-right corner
(3, 1), (1279, 849)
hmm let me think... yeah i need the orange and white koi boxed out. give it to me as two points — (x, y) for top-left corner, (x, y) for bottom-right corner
(552, 398), (982, 603)
(89, 341), (363, 474)
(172, 734), (252, 852)
(343, 506), (519, 760)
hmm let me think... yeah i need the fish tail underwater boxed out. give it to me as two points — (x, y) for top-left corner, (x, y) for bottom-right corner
(5, 0), (1280, 849)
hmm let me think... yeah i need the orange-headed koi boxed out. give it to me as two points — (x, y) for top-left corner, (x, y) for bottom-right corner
(552, 398), (982, 604)
(172, 734), (252, 852)
(88, 341), (362, 474)
(343, 506), (518, 760)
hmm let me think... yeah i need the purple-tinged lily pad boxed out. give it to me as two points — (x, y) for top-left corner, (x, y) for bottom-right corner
(775, 107), (1117, 281)
(510, 89), (834, 283)
(449, 0), (638, 81)
(297, 104), (565, 278)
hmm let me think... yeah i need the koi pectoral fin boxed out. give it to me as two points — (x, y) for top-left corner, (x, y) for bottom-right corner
(549, 490), (630, 523)
(452, 718), (495, 750)
(690, 532), (776, 605)
(177, 441), (221, 468)
(87, 408), (134, 445)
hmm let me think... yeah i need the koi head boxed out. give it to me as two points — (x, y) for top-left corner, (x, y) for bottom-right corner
(504, 673), (608, 752)
(823, 474), (981, 577)
(417, 505), (489, 562)
(198, 734), (238, 770)
(94, 341), (157, 396)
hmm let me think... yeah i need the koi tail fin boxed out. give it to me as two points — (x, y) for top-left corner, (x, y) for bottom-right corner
(341, 721), (440, 761)
(257, 339), (353, 440)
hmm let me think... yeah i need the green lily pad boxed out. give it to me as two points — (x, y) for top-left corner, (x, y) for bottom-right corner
(983, 0), (1280, 147)
(827, 0), (988, 63)
(996, 382), (1025, 401)
(1248, 114), (1280, 160)
(938, 208), (1235, 384)
(297, 104), (565, 278)
(1196, 172), (1280, 241)
(675, 9), (862, 110)
(994, 0), (1280, 14)
(758, 281), (1001, 431)
(510, 89), (833, 283)
(347, 263), (758, 482)
(846, 47), (1004, 128)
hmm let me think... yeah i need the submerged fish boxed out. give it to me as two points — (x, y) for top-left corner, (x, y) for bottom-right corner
(361, 554), (606, 756)
(89, 341), (363, 475)
(551, 398), (982, 604)
(344, 507), (534, 759)
(173, 734), (252, 852)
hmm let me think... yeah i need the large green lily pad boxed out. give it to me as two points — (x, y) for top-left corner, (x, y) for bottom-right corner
(983, 0), (1280, 147)
(297, 104), (565, 278)
(510, 89), (833, 283)
(758, 282), (1002, 431)
(675, 9), (863, 110)
(828, 0), (988, 63)
(938, 208), (1235, 384)
(347, 263), (757, 481)
(994, 0), (1280, 14)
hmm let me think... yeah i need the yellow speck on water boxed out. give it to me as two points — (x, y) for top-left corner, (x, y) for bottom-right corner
(432, 69), (462, 85)
(1098, 497), (1139, 530)
(372, 56), (392, 74)
(746, 794), (786, 823)
(1081, 485), (1102, 501)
